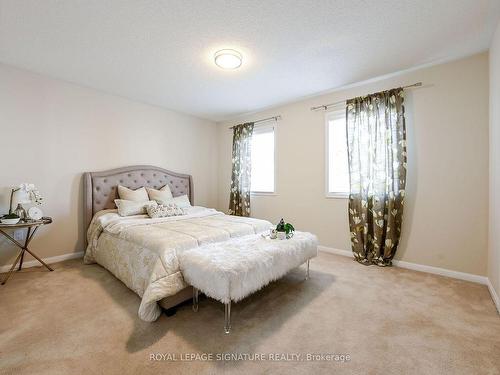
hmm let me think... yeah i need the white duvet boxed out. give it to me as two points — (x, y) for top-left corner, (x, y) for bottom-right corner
(84, 206), (271, 321)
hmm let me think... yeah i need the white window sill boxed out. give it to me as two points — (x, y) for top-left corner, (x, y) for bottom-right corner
(251, 192), (277, 196)
(326, 193), (349, 199)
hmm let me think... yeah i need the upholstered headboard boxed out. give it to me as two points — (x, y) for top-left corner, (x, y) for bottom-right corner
(83, 165), (193, 233)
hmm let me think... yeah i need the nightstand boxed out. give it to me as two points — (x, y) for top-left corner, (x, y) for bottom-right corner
(0, 217), (53, 285)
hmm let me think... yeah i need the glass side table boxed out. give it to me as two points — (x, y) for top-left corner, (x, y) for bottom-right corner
(0, 217), (53, 285)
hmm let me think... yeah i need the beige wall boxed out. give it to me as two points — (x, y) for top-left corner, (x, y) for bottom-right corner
(1, 53), (491, 278)
(218, 53), (489, 276)
(489, 22), (500, 298)
(0, 63), (218, 266)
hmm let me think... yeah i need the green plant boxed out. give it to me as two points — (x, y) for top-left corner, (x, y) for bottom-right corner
(2, 213), (19, 219)
(276, 218), (295, 235)
(283, 223), (295, 235)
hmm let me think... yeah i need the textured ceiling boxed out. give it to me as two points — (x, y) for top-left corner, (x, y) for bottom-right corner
(1, 0), (499, 121)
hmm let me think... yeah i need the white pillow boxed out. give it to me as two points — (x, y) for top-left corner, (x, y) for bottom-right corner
(165, 195), (192, 209)
(146, 203), (185, 218)
(114, 199), (157, 217)
(118, 185), (149, 202)
(146, 185), (173, 204)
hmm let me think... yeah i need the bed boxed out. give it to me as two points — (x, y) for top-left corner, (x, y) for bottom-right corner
(83, 165), (272, 321)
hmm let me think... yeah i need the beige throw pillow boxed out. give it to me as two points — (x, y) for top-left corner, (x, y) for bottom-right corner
(114, 199), (157, 217)
(162, 194), (192, 208)
(118, 185), (149, 202)
(146, 185), (173, 204)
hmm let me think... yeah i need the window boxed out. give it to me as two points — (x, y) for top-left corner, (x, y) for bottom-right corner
(251, 124), (275, 193)
(326, 109), (349, 197)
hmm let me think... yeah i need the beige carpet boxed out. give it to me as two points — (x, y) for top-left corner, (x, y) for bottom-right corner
(1, 252), (499, 375)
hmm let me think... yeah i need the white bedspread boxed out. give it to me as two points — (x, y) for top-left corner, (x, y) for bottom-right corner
(84, 206), (272, 321)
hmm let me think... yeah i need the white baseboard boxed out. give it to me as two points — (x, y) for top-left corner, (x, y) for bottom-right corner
(318, 245), (488, 284)
(0, 251), (84, 273)
(487, 279), (500, 314)
(391, 259), (489, 285)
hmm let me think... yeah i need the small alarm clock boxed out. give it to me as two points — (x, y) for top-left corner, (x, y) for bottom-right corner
(28, 206), (43, 221)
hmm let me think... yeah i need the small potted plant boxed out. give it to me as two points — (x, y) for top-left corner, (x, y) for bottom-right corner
(276, 218), (295, 240)
(1, 213), (21, 225)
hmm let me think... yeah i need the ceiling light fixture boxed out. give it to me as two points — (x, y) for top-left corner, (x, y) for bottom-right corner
(214, 49), (242, 70)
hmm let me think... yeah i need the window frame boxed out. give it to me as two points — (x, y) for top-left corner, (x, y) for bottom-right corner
(325, 108), (349, 199)
(250, 121), (277, 196)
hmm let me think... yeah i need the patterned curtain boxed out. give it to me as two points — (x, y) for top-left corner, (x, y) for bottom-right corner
(229, 122), (254, 216)
(346, 88), (406, 266)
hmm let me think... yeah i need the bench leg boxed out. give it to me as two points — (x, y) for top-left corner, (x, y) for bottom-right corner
(305, 259), (310, 280)
(192, 287), (199, 312)
(224, 302), (231, 334)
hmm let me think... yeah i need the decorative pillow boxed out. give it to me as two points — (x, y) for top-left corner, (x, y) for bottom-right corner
(146, 203), (185, 218)
(118, 185), (149, 202)
(146, 185), (173, 204)
(114, 199), (157, 217)
(162, 194), (192, 208)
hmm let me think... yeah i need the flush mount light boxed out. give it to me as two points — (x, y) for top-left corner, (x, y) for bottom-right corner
(214, 49), (242, 70)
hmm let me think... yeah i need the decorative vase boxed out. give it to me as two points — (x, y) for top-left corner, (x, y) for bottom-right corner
(14, 204), (27, 222)
(276, 218), (285, 232)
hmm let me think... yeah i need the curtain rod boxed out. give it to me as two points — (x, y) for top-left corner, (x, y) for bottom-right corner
(310, 82), (423, 112)
(229, 115), (282, 129)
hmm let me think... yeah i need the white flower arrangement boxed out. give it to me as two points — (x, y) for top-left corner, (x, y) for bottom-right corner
(19, 183), (44, 205)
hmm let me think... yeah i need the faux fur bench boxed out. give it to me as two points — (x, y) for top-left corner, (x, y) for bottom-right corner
(179, 231), (318, 333)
